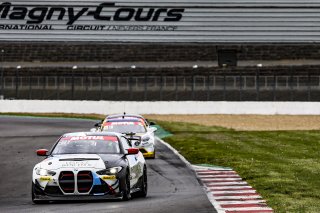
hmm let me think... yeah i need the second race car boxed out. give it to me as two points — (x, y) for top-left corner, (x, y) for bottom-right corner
(101, 118), (157, 159)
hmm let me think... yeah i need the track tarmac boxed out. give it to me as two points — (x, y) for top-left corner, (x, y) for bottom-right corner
(0, 116), (215, 213)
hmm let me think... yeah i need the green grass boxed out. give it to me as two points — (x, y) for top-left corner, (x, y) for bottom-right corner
(156, 120), (320, 213)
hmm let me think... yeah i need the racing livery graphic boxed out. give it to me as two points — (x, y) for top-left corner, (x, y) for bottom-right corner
(32, 132), (147, 203)
(96, 115), (157, 159)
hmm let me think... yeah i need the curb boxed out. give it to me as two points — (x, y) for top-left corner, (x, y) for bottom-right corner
(157, 137), (223, 213)
(157, 137), (274, 213)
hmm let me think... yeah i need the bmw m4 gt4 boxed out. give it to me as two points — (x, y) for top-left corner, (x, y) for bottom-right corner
(32, 132), (147, 203)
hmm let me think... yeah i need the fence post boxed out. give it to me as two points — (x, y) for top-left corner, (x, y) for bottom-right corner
(0, 65), (3, 100)
(308, 70), (311, 101)
(84, 71), (89, 100)
(273, 69), (276, 101)
(160, 73), (163, 101)
(28, 70), (32, 99)
(42, 74), (46, 100)
(256, 64), (262, 101)
(223, 66), (226, 101)
(0, 49), (4, 99)
(239, 69), (242, 101)
(56, 71), (60, 100)
(290, 66), (294, 101)
(206, 70), (210, 101)
(175, 75), (178, 101)
(15, 65), (21, 99)
(100, 70), (103, 100)
(129, 65), (135, 101)
(71, 65), (77, 100)
(144, 70), (147, 101)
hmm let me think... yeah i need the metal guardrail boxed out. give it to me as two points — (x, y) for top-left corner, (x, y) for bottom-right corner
(1, 68), (320, 101)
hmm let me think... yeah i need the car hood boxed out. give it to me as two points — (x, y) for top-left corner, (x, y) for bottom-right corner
(38, 154), (123, 170)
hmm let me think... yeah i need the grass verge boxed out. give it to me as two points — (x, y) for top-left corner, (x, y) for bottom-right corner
(155, 120), (320, 213)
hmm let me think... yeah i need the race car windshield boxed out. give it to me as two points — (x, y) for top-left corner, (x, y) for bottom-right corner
(51, 136), (120, 155)
(103, 123), (146, 133)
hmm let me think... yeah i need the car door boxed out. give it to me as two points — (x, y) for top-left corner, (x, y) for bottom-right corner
(120, 136), (141, 187)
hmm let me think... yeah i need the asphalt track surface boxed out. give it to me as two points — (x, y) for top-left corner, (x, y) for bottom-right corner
(0, 116), (215, 213)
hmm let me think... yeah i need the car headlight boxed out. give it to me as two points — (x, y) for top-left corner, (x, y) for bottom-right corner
(36, 168), (56, 176)
(97, 166), (123, 175)
(134, 141), (141, 146)
(142, 136), (150, 142)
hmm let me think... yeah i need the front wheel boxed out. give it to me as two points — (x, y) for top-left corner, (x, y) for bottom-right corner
(137, 166), (148, 197)
(31, 182), (48, 204)
(121, 173), (131, 201)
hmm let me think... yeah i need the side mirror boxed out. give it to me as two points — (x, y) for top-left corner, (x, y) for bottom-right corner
(148, 127), (157, 132)
(126, 135), (141, 147)
(149, 121), (156, 126)
(36, 149), (48, 156)
(94, 122), (101, 127)
(126, 148), (139, 155)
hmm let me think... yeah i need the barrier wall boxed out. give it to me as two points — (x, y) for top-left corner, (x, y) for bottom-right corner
(1, 100), (320, 115)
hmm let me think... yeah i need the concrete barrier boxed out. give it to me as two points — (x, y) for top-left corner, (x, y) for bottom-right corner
(1, 100), (320, 115)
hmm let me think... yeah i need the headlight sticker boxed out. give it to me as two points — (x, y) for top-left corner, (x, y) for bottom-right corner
(40, 176), (52, 181)
(101, 175), (116, 180)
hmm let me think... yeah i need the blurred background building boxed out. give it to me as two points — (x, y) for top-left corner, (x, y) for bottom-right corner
(1, 0), (320, 101)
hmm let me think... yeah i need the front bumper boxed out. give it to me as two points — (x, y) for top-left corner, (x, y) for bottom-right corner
(138, 148), (155, 158)
(33, 170), (123, 201)
(143, 152), (155, 158)
(33, 193), (122, 201)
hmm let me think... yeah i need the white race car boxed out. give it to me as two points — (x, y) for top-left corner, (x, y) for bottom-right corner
(101, 118), (157, 159)
(32, 132), (147, 203)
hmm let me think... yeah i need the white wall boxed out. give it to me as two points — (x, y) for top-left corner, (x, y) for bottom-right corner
(1, 100), (320, 115)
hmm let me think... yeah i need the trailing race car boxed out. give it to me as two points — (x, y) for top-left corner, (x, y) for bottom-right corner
(106, 113), (153, 127)
(32, 132), (147, 203)
(101, 118), (157, 159)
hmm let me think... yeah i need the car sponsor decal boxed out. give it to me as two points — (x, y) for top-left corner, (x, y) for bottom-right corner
(110, 117), (146, 124)
(104, 122), (142, 126)
(39, 176), (52, 181)
(61, 136), (118, 141)
(61, 161), (93, 167)
(0, 2), (184, 25)
(101, 175), (116, 180)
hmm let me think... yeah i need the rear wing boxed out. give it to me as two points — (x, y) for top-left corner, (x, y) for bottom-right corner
(124, 132), (141, 146)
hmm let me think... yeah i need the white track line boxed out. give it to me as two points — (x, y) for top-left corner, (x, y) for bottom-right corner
(194, 167), (232, 171)
(206, 181), (249, 186)
(213, 190), (257, 194)
(198, 175), (241, 178)
(209, 186), (253, 190)
(223, 207), (273, 211)
(196, 170), (236, 173)
(202, 178), (243, 181)
(213, 195), (262, 200)
(219, 200), (266, 205)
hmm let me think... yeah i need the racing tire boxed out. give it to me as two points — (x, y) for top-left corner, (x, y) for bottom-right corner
(31, 182), (49, 204)
(121, 173), (131, 201)
(136, 166), (148, 198)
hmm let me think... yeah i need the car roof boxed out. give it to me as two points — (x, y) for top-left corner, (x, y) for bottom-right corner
(107, 118), (141, 122)
(62, 131), (122, 137)
(107, 114), (144, 119)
